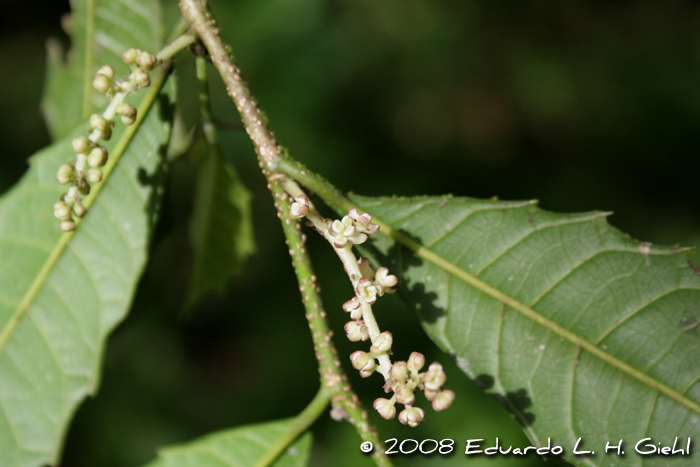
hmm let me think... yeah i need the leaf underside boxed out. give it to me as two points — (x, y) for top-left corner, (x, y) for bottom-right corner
(353, 195), (700, 467)
(42, 0), (163, 140)
(0, 85), (172, 467)
(142, 419), (312, 467)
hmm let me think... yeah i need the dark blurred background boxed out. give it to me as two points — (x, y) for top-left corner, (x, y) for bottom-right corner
(1, 1), (699, 466)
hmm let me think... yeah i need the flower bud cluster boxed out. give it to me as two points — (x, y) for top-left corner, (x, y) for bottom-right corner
(285, 192), (453, 427)
(54, 48), (157, 231)
(370, 353), (455, 427)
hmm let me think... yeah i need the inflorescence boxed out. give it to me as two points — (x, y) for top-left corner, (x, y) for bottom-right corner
(53, 48), (158, 231)
(288, 193), (454, 427)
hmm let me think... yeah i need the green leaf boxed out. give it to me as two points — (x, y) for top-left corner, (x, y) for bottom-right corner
(142, 419), (312, 467)
(42, 0), (163, 140)
(184, 144), (255, 313)
(353, 195), (700, 466)
(0, 76), (173, 467)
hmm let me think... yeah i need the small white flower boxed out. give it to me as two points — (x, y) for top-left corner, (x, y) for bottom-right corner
(289, 195), (310, 219)
(349, 207), (379, 235)
(375, 267), (398, 289)
(329, 215), (369, 247)
(356, 277), (378, 304)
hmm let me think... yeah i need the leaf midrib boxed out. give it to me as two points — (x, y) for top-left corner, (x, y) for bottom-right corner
(345, 197), (700, 416)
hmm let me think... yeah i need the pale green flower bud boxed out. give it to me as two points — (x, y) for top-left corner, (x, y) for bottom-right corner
(53, 201), (71, 220)
(350, 350), (371, 370)
(101, 126), (112, 141)
(121, 114), (136, 126)
(423, 362), (446, 391)
(60, 220), (76, 232)
(350, 350), (376, 377)
(373, 398), (396, 420)
(424, 388), (438, 401)
(371, 331), (393, 353)
(133, 68), (150, 87)
(97, 65), (115, 78)
(73, 202), (87, 218)
(344, 320), (369, 342)
(92, 74), (111, 93)
(432, 389), (455, 412)
(78, 182), (91, 195)
(398, 407), (425, 427)
(87, 168), (103, 183)
(136, 50), (157, 69)
(394, 384), (415, 406)
(390, 361), (409, 383)
(87, 147), (108, 167)
(71, 136), (90, 154)
(407, 352), (425, 373)
(116, 103), (137, 117)
(359, 366), (376, 378)
(122, 47), (140, 64)
(56, 163), (74, 184)
(89, 113), (110, 132)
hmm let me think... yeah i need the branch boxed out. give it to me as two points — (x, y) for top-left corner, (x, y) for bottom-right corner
(180, 1), (393, 464)
(253, 388), (330, 467)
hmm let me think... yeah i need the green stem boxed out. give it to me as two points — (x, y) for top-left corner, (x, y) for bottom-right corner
(195, 55), (217, 145)
(276, 155), (700, 416)
(180, 2), (393, 465)
(275, 157), (394, 465)
(282, 179), (393, 379)
(157, 31), (197, 63)
(253, 388), (330, 467)
(273, 177), (391, 466)
(179, 0), (281, 173)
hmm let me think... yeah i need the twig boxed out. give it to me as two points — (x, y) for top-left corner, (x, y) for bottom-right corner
(179, 1), (393, 465)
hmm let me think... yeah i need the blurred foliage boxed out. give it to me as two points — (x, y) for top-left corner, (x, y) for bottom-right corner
(1, 1), (699, 466)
